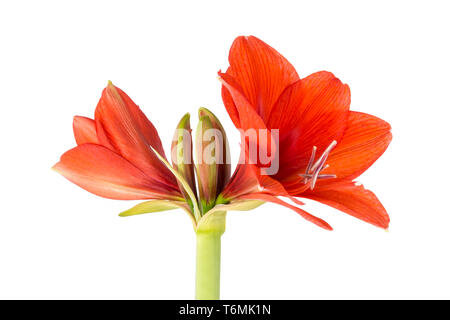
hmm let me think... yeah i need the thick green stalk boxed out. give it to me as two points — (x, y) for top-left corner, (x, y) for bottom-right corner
(195, 232), (222, 299)
(195, 210), (226, 300)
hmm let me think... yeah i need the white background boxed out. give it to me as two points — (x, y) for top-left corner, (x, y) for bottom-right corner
(1, 0), (449, 299)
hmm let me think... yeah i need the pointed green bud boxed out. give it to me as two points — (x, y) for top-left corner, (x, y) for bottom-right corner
(195, 108), (231, 214)
(198, 108), (231, 194)
(171, 113), (197, 206)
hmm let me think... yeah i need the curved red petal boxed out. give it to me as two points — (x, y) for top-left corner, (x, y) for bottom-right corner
(218, 72), (267, 132)
(238, 193), (332, 230)
(115, 86), (165, 155)
(73, 116), (99, 145)
(218, 72), (277, 164)
(220, 163), (260, 200)
(302, 181), (390, 229)
(95, 119), (117, 151)
(321, 111), (392, 182)
(94, 83), (178, 189)
(225, 36), (299, 121)
(53, 144), (180, 200)
(257, 174), (306, 206)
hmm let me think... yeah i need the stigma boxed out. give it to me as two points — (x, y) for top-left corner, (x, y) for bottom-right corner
(299, 140), (337, 190)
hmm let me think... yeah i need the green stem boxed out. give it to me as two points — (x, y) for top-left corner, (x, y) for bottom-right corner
(195, 210), (226, 300)
(195, 232), (222, 299)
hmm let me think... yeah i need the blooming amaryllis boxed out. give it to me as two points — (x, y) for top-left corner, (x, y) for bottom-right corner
(53, 36), (392, 300)
(218, 35), (392, 231)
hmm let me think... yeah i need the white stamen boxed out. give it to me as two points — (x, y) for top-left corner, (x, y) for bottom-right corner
(310, 140), (337, 172)
(316, 174), (336, 179)
(303, 146), (316, 183)
(299, 140), (337, 190)
(310, 167), (321, 189)
(306, 146), (316, 174)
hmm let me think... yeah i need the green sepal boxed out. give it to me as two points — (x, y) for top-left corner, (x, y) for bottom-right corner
(119, 200), (184, 217)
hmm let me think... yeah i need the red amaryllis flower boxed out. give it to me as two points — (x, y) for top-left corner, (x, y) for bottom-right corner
(52, 81), (236, 225)
(218, 36), (392, 230)
(52, 82), (204, 219)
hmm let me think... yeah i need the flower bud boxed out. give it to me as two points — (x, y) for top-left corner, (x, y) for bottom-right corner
(195, 108), (231, 213)
(171, 113), (197, 205)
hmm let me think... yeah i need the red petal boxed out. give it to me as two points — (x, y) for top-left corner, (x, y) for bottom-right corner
(220, 163), (260, 200)
(116, 85), (165, 156)
(220, 160), (306, 206)
(218, 73), (277, 163)
(218, 72), (268, 132)
(270, 71), (351, 180)
(94, 83), (178, 189)
(238, 193), (332, 230)
(321, 111), (392, 181)
(225, 36), (299, 121)
(73, 116), (99, 145)
(258, 174), (305, 206)
(302, 181), (390, 229)
(95, 119), (116, 151)
(53, 144), (180, 200)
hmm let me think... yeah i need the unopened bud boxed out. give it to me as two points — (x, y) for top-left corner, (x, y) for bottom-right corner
(195, 108), (231, 213)
(171, 113), (197, 204)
